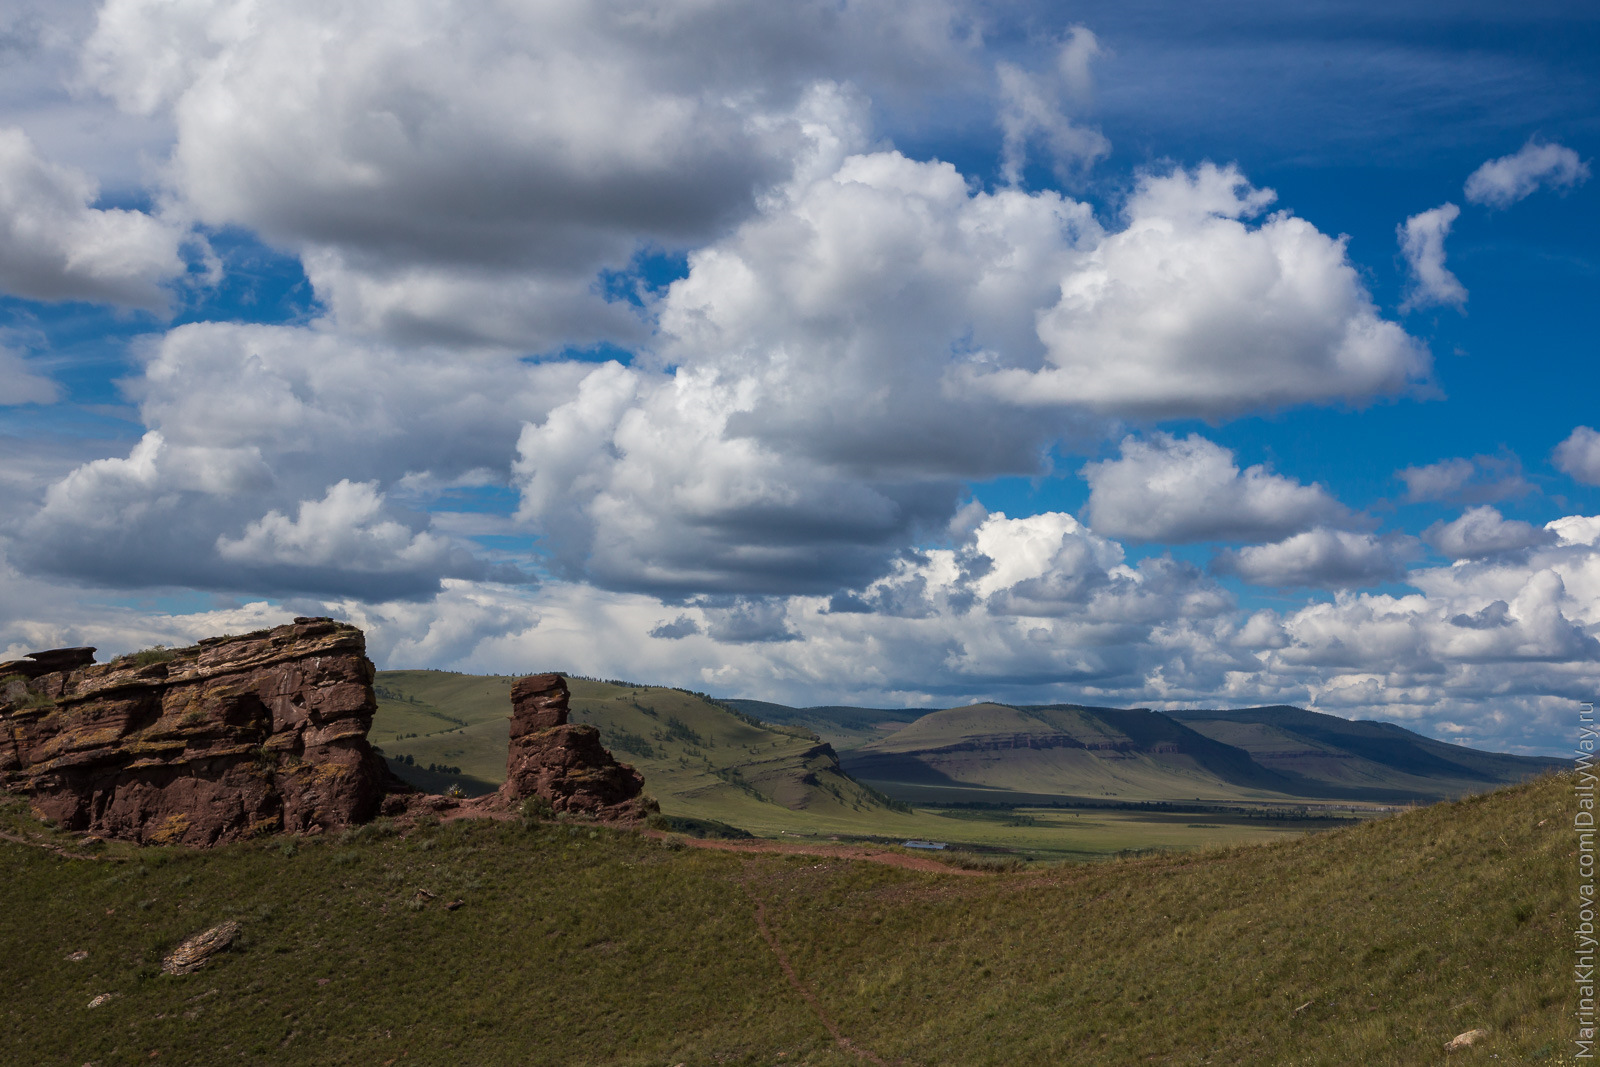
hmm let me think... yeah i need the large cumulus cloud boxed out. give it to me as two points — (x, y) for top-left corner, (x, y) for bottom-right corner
(971, 163), (1431, 415)
(81, 0), (981, 347)
(510, 148), (1428, 594)
(1081, 433), (1352, 543)
(10, 323), (586, 598)
(0, 125), (186, 307)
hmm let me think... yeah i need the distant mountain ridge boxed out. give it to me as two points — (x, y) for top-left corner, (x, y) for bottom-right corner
(731, 697), (1564, 806)
(1163, 704), (1558, 802)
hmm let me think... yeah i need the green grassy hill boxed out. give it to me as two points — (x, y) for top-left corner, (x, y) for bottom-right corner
(0, 772), (1571, 1065)
(813, 698), (1561, 807)
(839, 701), (1305, 805)
(1167, 705), (1566, 801)
(371, 673), (1331, 859)
(369, 670), (519, 794)
(722, 699), (923, 750)
(371, 672), (904, 834)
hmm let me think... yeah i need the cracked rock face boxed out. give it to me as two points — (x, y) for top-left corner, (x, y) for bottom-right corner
(0, 618), (392, 846)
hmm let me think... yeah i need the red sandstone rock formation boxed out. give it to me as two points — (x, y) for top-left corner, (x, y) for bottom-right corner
(495, 673), (653, 821)
(0, 618), (396, 846)
(2, 620), (653, 845)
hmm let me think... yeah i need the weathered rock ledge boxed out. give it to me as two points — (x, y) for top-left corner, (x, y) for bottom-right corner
(0, 618), (390, 846)
(1, 619), (654, 846)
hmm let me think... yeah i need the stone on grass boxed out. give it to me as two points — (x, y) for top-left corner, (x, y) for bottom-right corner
(162, 921), (240, 975)
(1444, 1028), (1489, 1051)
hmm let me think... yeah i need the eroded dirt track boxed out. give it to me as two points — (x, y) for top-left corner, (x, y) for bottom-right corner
(744, 886), (895, 1065)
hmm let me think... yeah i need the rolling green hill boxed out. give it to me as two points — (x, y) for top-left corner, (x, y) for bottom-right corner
(721, 699), (923, 750)
(369, 670), (518, 794)
(839, 702), (1303, 805)
(371, 673), (1335, 859)
(1166, 705), (1565, 801)
(0, 772), (1570, 1065)
(371, 672), (904, 835)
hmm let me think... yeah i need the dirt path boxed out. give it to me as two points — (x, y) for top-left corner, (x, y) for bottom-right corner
(0, 828), (107, 861)
(743, 882), (896, 1065)
(652, 833), (985, 875)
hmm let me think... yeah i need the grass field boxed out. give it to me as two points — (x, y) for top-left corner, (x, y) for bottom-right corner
(0, 773), (1573, 1065)
(371, 672), (1339, 860)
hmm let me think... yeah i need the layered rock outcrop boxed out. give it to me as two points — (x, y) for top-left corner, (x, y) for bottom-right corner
(2, 619), (653, 845)
(495, 673), (652, 821)
(0, 618), (394, 846)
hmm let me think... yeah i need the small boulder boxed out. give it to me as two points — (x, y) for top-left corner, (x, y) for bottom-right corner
(162, 921), (240, 975)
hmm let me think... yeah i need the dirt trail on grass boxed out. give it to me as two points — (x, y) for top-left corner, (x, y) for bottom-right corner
(654, 833), (984, 875)
(744, 884), (896, 1066)
(0, 828), (108, 861)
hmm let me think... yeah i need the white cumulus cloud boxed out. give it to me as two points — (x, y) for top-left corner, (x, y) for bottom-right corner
(217, 479), (472, 575)
(12, 323), (586, 598)
(1215, 528), (1420, 589)
(973, 163), (1430, 416)
(1398, 202), (1466, 311)
(0, 126), (185, 308)
(1422, 506), (1557, 560)
(1081, 433), (1351, 543)
(1464, 139), (1590, 209)
(1554, 427), (1600, 487)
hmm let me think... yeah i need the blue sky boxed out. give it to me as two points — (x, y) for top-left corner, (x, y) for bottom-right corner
(1, 0), (1596, 754)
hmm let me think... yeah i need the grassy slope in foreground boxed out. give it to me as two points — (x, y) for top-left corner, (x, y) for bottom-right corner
(0, 773), (1571, 1065)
